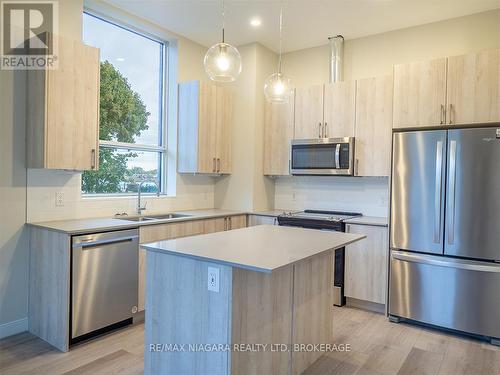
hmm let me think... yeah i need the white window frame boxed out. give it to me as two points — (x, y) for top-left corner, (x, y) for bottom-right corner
(82, 11), (169, 197)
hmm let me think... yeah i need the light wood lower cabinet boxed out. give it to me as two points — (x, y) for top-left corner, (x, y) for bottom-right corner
(227, 215), (247, 230)
(345, 224), (388, 305)
(138, 215), (248, 311)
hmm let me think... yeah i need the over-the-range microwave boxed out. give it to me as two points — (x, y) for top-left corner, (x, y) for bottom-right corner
(290, 137), (355, 176)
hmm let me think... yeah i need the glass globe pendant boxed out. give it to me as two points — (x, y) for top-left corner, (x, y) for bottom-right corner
(264, 4), (293, 103)
(204, 0), (242, 82)
(204, 41), (242, 82)
(264, 72), (293, 102)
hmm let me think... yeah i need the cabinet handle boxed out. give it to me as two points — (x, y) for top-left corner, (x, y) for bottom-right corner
(440, 104), (445, 125)
(224, 217), (227, 230)
(324, 122), (328, 138)
(213, 157), (216, 172)
(318, 123), (322, 138)
(91, 149), (96, 170)
(217, 158), (221, 173)
(449, 104), (453, 125)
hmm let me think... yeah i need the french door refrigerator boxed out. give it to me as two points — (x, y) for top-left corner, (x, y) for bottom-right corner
(389, 127), (500, 343)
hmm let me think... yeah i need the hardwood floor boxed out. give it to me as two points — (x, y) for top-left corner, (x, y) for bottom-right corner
(1, 307), (499, 374)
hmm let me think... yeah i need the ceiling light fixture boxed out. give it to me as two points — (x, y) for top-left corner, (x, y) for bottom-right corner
(204, 0), (242, 82)
(264, 3), (293, 103)
(250, 17), (261, 27)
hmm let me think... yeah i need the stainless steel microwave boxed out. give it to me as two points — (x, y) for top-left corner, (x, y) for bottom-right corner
(290, 137), (355, 176)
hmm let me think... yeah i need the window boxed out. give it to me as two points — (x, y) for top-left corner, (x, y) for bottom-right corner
(81, 12), (167, 195)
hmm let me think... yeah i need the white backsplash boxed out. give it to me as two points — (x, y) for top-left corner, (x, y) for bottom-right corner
(274, 176), (389, 217)
(27, 169), (215, 223)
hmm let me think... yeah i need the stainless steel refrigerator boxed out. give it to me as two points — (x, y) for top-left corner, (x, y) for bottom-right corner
(389, 127), (500, 343)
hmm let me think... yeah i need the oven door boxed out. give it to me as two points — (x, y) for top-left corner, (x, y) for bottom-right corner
(290, 138), (354, 175)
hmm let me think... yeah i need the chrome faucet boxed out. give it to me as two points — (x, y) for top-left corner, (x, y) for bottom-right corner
(137, 180), (160, 215)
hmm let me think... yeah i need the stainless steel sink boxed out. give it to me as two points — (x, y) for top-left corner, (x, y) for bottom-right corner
(145, 213), (191, 220)
(120, 216), (156, 222)
(116, 213), (192, 222)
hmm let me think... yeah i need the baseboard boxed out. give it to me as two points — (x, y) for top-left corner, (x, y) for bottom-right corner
(0, 317), (28, 339)
(346, 297), (385, 314)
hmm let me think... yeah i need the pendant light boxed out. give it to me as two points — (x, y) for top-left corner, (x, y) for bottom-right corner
(204, 0), (242, 82)
(264, 4), (293, 103)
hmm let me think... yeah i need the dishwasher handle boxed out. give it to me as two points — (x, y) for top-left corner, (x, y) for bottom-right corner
(73, 235), (139, 249)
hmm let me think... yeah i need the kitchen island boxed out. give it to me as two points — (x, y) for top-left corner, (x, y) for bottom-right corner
(141, 225), (365, 375)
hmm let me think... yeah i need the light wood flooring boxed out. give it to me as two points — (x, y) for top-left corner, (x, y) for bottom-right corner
(1, 306), (499, 375)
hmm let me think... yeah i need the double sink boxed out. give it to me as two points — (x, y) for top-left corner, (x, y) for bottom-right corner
(118, 213), (192, 223)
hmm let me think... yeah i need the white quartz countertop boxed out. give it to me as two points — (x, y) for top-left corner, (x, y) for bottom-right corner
(27, 209), (246, 235)
(141, 225), (365, 273)
(344, 216), (388, 227)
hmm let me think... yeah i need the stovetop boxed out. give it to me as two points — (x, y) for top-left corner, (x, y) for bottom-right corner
(279, 210), (362, 223)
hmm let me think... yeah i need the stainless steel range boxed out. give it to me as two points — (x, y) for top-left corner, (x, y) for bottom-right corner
(278, 210), (362, 306)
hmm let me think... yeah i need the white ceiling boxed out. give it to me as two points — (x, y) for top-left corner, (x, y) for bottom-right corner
(107, 0), (500, 52)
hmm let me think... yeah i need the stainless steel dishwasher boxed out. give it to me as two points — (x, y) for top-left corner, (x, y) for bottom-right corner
(72, 229), (139, 341)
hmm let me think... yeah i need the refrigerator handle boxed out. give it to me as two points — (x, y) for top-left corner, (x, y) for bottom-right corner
(434, 141), (443, 244)
(392, 250), (500, 273)
(448, 140), (457, 245)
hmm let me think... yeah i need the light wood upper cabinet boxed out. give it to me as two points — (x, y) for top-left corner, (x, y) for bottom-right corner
(263, 100), (294, 176)
(27, 36), (100, 170)
(345, 224), (388, 305)
(393, 57), (447, 128)
(216, 86), (233, 174)
(294, 85), (324, 139)
(355, 76), (393, 177)
(178, 80), (233, 174)
(447, 49), (500, 125)
(323, 81), (356, 137)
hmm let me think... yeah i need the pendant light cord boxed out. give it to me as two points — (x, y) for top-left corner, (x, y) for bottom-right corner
(222, 0), (225, 43)
(278, 3), (283, 74)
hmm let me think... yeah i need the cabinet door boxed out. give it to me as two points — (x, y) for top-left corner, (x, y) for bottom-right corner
(45, 38), (100, 170)
(228, 215), (247, 230)
(294, 85), (324, 139)
(197, 82), (218, 173)
(216, 86), (232, 174)
(345, 224), (388, 305)
(393, 58), (447, 128)
(323, 81), (356, 137)
(263, 100), (294, 176)
(355, 76), (393, 176)
(447, 49), (500, 125)
(204, 217), (227, 234)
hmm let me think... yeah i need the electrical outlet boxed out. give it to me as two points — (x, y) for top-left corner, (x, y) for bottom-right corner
(55, 192), (64, 207)
(207, 267), (219, 293)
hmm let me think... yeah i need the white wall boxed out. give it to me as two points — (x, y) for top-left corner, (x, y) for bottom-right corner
(26, 0), (217, 222)
(274, 9), (500, 215)
(214, 43), (277, 211)
(283, 8), (500, 86)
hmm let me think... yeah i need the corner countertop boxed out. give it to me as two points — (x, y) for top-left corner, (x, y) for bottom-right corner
(141, 225), (365, 273)
(27, 209), (246, 235)
(248, 209), (297, 217)
(344, 216), (388, 227)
